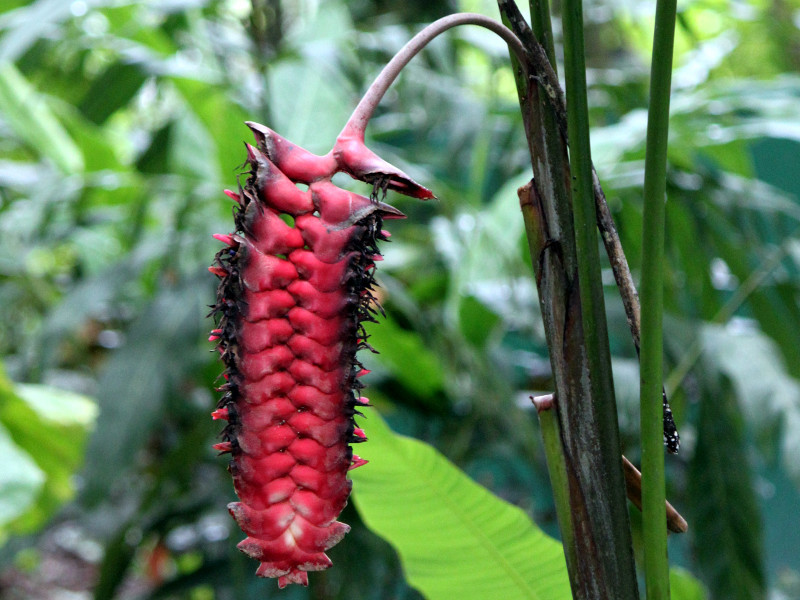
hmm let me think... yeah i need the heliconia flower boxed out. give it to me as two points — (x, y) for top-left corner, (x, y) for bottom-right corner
(208, 121), (433, 588)
(333, 130), (436, 200)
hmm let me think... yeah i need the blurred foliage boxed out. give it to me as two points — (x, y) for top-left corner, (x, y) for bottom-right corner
(0, 364), (97, 541)
(0, 0), (799, 598)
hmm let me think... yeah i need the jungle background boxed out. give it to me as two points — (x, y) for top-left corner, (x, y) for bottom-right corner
(1, 0), (800, 598)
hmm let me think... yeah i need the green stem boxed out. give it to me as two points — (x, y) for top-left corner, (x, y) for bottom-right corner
(561, 0), (637, 594)
(509, 1), (583, 589)
(530, 394), (578, 584)
(502, 1), (639, 594)
(504, 8), (582, 590)
(562, 0), (614, 430)
(529, 0), (557, 72)
(640, 0), (679, 595)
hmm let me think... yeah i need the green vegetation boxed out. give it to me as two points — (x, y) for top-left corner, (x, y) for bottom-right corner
(1, 0), (799, 598)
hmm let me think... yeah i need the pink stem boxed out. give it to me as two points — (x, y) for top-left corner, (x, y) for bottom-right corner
(341, 13), (528, 139)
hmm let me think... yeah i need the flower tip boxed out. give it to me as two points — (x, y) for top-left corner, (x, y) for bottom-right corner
(211, 407), (229, 420)
(244, 142), (270, 165)
(244, 142), (259, 162)
(212, 441), (233, 453)
(212, 233), (236, 247)
(275, 571), (309, 588)
(223, 189), (242, 204)
(333, 135), (436, 200)
(376, 201), (406, 219)
(244, 120), (270, 143)
(349, 455), (369, 470)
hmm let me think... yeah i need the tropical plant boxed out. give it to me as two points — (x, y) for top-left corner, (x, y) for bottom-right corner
(1, 0), (799, 599)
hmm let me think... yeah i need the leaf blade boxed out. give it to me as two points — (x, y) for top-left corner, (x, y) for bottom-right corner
(0, 61), (84, 173)
(0, 367), (96, 534)
(688, 373), (766, 600)
(350, 411), (571, 600)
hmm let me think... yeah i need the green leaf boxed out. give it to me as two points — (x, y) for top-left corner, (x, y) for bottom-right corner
(0, 0), (30, 13)
(0, 0), (79, 62)
(364, 314), (446, 399)
(701, 324), (800, 486)
(136, 123), (172, 175)
(80, 284), (203, 505)
(0, 61), (84, 173)
(0, 367), (97, 535)
(0, 422), (45, 534)
(670, 566), (709, 600)
(38, 264), (135, 367)
(458, 294), (500, 347)
(169, 101), (220, 185)
(78, 61), (148, 125)
(58, 110), (127, 173)
(687, 373), (766, 600)
(171, 81), (252, 177)
(711, 225), (800, 378)
(14, 383), (98, 427)
(350, 411), (571, 600)
(93, 525), (138, 600)
(266, 2), (356, 154)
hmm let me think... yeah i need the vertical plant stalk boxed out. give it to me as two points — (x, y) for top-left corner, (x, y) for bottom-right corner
(520, 183), (579, 581)
(530, 393), (578, 571)
(561, 2), (633, 575)
(502, 0), (680, 456)
(549, 0), (640, 595)
(499, 1), (639, 596)
(594, 173), (679, 454)
(640, 0), (679, 595)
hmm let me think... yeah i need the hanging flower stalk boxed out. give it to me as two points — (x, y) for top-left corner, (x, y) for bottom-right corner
(206, 14), (525, 588)
(208, 124), (432, 587)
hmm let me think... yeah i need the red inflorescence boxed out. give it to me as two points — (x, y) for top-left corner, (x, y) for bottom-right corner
(208, 122), (433, 587)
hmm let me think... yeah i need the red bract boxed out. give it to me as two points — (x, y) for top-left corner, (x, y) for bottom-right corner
(208, 122), (433, 587)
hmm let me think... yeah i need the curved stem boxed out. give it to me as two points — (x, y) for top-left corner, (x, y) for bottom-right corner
(342, 13), (527, 138)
